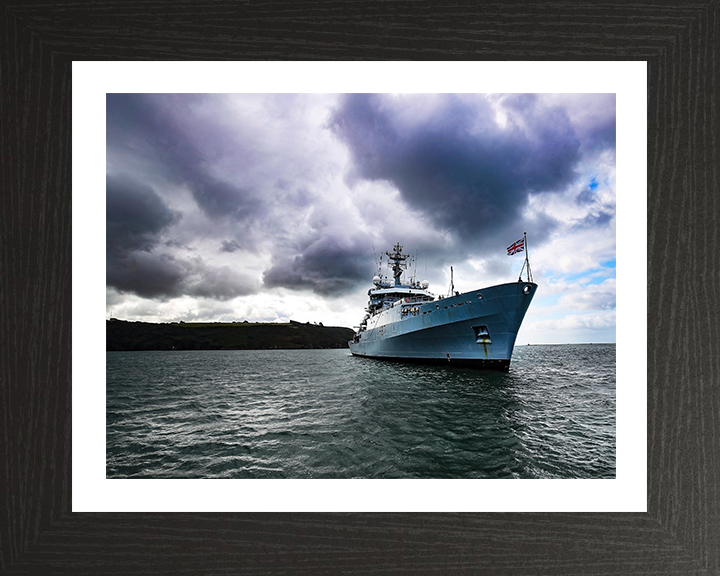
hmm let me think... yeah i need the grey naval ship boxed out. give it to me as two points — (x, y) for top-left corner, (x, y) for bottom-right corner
(349, 241), (537, 370)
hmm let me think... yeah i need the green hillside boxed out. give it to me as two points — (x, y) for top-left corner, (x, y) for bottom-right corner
(107, 319), (354, 351)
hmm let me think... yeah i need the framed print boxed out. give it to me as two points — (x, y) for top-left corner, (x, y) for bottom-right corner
(2, 2), (718, 574)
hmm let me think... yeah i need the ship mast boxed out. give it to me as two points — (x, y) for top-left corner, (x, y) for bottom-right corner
(518, 231), (533, 283)
(385, 242), (409, 287)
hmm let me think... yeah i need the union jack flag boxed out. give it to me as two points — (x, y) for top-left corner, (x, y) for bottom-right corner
(507, 238), (525, 256)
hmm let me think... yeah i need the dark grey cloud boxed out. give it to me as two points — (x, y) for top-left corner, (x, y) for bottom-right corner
(330, 94), (584, 247)
(106, 173), (179, 256)
(107, 251), (186, 299)
(220, 240), (242, 253)
(106, 173), (257, 300)
(573, 210), (614, 230)
(106, 174), (183, 298)
(562, 94), (616, 155)
(107, 93), (264, 224)
(107, 250), (259, 302)
(584, 114), (615, 153)
(263, 232), (376, 296)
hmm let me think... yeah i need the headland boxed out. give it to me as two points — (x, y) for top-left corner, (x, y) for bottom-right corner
(106, 319), (353, 351)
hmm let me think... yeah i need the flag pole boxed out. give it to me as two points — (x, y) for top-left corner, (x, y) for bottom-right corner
(524, 231), (533, 283)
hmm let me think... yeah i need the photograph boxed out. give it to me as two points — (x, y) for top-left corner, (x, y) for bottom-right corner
(106, 92), (617, 480)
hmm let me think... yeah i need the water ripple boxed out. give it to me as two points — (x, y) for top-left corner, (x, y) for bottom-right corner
(107, 345), (615, 479)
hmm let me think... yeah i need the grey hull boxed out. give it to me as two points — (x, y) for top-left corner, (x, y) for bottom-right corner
(349, 281), (536, 370)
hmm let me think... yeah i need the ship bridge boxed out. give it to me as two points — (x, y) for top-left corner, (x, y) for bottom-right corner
(361, 243), (435, 325)
(368, 284), (435, 315)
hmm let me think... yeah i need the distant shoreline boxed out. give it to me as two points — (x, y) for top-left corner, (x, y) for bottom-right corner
(106, 319), (354, 352)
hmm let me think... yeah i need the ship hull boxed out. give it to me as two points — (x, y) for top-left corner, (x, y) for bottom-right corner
(349, 282), (536, 370)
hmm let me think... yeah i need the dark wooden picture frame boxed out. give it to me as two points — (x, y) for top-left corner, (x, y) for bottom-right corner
(2, 2), (717, 574)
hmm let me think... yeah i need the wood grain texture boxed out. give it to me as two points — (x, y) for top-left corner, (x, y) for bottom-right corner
(1, 1), (718, 574)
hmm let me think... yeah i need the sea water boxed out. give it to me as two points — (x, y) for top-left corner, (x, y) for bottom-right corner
(106, 345), (615, 479)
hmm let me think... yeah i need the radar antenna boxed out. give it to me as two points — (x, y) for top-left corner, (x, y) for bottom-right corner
(385, 242), (409, 287)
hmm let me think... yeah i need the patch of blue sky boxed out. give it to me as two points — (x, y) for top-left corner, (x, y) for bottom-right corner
(548, 273), (610, 288)
(588, 176), (599, 190)
(552, 262), (615, 286)
(532, 292), (561, 308)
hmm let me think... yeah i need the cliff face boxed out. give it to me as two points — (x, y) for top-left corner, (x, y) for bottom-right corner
(106, 320), (354, 351)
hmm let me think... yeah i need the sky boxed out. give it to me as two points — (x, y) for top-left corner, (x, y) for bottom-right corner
(106, 92), (616, 344)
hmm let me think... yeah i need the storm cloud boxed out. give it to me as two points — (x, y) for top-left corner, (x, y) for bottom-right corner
(107, 93), (265, 224)
(263, 232), (376, 296)
(330, 94), (586, 246)
(106, 174), (183, 298)
(106, 173), (179, 256)
(106, 92), (616, 340)
(106, 172), (258, 300)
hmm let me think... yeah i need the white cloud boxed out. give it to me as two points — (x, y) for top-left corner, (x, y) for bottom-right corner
(532, 311), (616, 332)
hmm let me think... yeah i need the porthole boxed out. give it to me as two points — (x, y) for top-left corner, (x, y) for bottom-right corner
(477, 293), (483, 300)
(523, 284), (532, 295)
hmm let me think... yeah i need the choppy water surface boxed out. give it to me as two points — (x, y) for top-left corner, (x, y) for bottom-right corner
(106, 345), (615, 478)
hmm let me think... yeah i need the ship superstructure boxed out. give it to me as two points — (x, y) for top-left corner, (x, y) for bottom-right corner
(349, 241), (537, 370)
